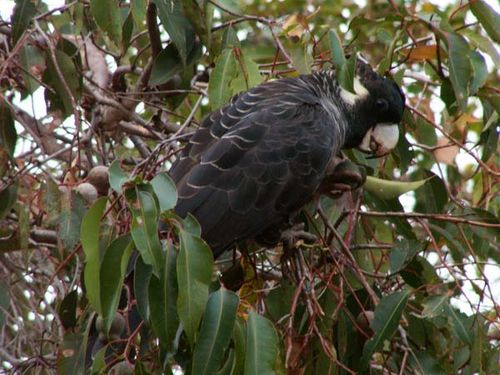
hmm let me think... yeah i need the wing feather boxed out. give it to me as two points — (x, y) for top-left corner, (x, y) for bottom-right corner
(170, 82), (341, 256)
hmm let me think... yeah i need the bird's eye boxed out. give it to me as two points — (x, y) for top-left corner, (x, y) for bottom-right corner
(375, 98), (389, 112)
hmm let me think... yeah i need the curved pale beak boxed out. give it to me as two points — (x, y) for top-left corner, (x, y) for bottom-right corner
(358, 123), (399, 157)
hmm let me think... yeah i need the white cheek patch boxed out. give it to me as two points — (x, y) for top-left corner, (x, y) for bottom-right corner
(371, 124), (399, 155)
(339, 77), (369, 106)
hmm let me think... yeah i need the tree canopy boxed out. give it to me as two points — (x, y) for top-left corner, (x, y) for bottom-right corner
(0, 0), (499, 374)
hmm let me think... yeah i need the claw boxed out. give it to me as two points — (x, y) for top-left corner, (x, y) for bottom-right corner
(320, 159), (367, 196)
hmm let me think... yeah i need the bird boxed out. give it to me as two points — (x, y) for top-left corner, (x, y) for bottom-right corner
(169, 61), (405, 258)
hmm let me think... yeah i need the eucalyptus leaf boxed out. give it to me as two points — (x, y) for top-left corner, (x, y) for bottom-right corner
(90, 0), (123, 47)
(127, 190), (163, 276)
(177, 228), (213, 345)
(364, 175), (430, 200)
(359, 291), (409, 370)
(443, 32), (472, 111)
(192, 288), (239, 375)
(244, 311), (278, 375)
(151, 172), (178, 212)
(208, 48), (238, 109)
(99, 235), (133, 334)
(470, 0), (500, 43)
(81, 197), (107, 314)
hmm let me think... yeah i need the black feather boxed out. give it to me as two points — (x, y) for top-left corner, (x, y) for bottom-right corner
(169, 61), (405, 257)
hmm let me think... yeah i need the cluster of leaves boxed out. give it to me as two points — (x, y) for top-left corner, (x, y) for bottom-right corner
(71, 163), (279, 374)
(0, 0), (499, 374)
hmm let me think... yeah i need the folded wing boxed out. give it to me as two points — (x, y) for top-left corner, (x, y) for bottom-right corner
(170, 83), (340, 256)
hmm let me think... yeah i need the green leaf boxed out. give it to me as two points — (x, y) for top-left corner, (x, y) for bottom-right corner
(470, 315), (489, 371)
(208, 48), (237, 110)
(444, 303), (473, 345)
(454, 347), (471, 374)
(57, 333), (87, 375)
(81, 197), (107, 314)
(122, 10), (134, 49)
(58, 192), (86, 250)
(0, 100), (16, 159)
(0, 279), (11, 327)
(89, 346), (107, 375)
(57, 37), (82, 70)
(128, 190), (163, 276)
(222, 26), (240, 49)
(11, 0), (37, 44)
(150, 41), (202, 86)
(231, 317), (246, 375)
(364, 175), (430, 200)
(192, 288), (240, 375)
(428, 222), (467, 259)
(328, 29), (346, 68)
(134, 256), (152, 321)
(286, 36), (312, 74)
(180, 0), (212, 52)
(413, 115), (437, 146)
(58, 290), (78, 330)
(149, 45), (184, 86)
(469, 50), (488, 94)
(216, 349), (235, 375)
(359, 290), (409, 370)
(440, 78), (458, 115)
(151, 172), (178, 212)
(51, 11), (72, 34)
(470, 0), (500, 43)
(90, 0), (123, 47)
(19, 45), (45, 94)
(0, 184), (17, 221)
(16, 202), (29, 250)
(400, 255), (441, 288)
(422, 295), (449, 318)
(177, 228), (214, 346)
(410, 351), (447, 375)
(336, 308), (360, 368)
(365, 191), (416, 240)
(231, 53), (263, 93)
(43, 49), (82, 118)
(244, 311), (278, 375)
(41, 178), (61, 223)
(131, 0), (147, 29)
(0, 97), (17, 180)
(108, 160), (128, 193)
(444, 32), (472, 111)
(181, 213), (202, 237)
(461, 29), (500, 63)
(414, 172), (448, 213)
(338, 54), (357, 94)
(154, 0), (194, 64)
(389, 238), (422, 273)
(99, 235), (133, 334)
(266, 281), (295, 321)
(149, 242), (179, 351)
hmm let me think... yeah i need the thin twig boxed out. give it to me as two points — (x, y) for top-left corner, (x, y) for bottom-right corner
(355, 210), (500, 228)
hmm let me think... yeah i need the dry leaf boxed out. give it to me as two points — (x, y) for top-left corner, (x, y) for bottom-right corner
(401, 45), (444, 61)
(434, 137), (458, 165)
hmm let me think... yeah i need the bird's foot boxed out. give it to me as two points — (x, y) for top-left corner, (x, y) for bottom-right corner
(281, 223), (317, 248)
(320, 159), (366, 198)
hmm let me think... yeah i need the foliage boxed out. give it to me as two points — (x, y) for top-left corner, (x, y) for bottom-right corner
(0, 0), (499, 374)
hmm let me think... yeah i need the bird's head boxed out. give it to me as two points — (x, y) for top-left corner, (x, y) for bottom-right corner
(340, 61), (405, 157)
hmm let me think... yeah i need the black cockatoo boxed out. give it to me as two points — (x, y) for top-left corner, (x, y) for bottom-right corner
(170, 61), (405, 257)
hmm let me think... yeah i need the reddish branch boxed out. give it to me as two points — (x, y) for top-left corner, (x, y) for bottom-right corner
(355, 210), (500, 229)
